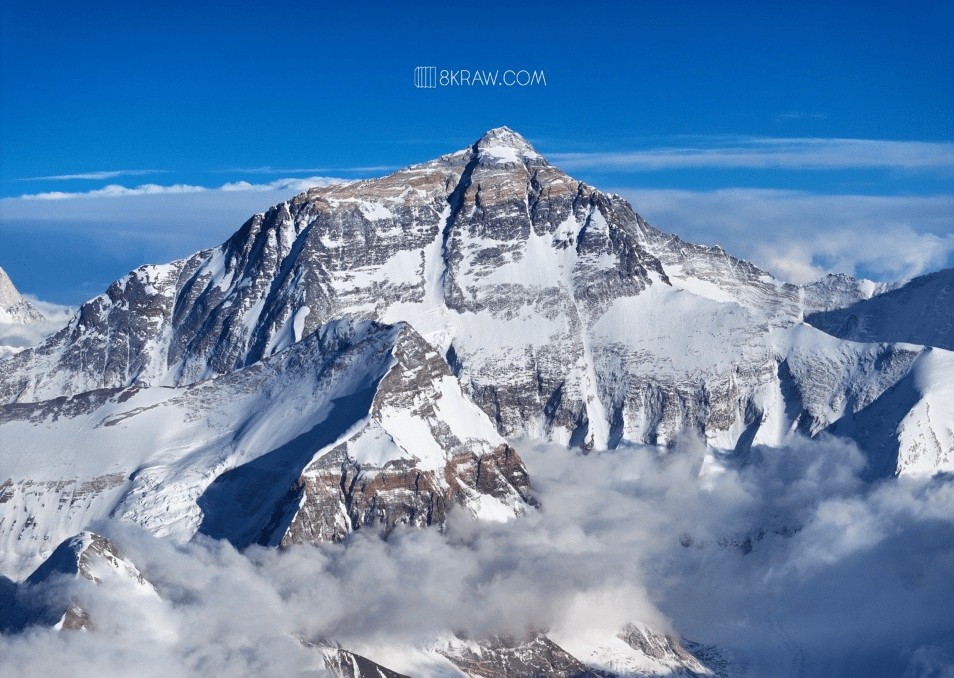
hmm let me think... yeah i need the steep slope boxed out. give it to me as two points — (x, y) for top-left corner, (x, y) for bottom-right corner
(423, 626), (721, 678)
(319, 645), (414, 678)
(0, 321), (534, 579)
(551, 622), (720, 677)
(436, 632), (602, 678)
(632, 223), (893, 320)
(0, 265), (44, 325)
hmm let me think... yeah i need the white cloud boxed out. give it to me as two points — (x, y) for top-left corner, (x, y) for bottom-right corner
(219, 177), (344, 193)
(21, 170), (166, 182)
(619, 188), (954, 283)
(14, 177), (345, 201)
(214, 166), (397, 174)
(553, 137), (954, 172)
(21, 184), (208, 200)
(1, 435), (952, 676)
(0, 297), (75, 359)
(776, 111), (828, 121)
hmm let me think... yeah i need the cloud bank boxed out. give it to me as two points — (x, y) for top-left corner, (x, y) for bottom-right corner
(0, 297), (75, 359)
(1, 436), (951, 677)
(554, 137), (954, 172)
(21, 170), (167, 182)
(622, 189), (954, 283)
(16, 177), (344, 201)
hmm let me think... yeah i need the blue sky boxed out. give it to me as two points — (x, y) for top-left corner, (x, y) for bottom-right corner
(1, 0), (952, 304)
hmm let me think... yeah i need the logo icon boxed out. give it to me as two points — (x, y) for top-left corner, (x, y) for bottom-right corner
(414, 66), (437, 89)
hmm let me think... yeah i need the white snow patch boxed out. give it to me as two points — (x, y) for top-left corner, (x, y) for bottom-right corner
(346, 424), (407, 468)
(358, 201), (394, 221)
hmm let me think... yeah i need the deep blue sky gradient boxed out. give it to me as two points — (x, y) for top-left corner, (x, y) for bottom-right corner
(3, 0), (951, 186)
(1, 0), (952, 302)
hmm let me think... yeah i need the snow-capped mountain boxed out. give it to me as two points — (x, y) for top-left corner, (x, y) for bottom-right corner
(2, 129), (949, 464)
(0, 266), (43, 326)
(1, 127), (953, 676)
(0, 266), (52, 362)
(2, 126), (953, 568)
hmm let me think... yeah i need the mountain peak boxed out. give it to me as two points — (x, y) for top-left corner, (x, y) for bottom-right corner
(0, 264), (44, 324)
(473, 126), (544, 165)
(476, 125), (527, 146)
(0, 265), (25, 309)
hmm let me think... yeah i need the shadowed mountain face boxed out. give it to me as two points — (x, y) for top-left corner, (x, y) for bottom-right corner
(2, 532), (154, 633)
(196, 386), (381, 548)
(806, 268), (954, 351)
(0, 318), (537, 577)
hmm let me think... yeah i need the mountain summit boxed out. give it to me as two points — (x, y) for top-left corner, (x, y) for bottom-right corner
(0, 265), (44, 325)
(472, 125), (547, 162)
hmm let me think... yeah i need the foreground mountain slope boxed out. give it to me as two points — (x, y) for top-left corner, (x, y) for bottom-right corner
(0, 320), (534, 577)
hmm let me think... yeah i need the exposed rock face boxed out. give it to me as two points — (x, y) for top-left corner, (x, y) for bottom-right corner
(192, 323), (536, 551)
(26, 531), (153, 591)
(433, 627), (726, 678)
(303, 625), (731, 678)
(259, 327), (537, 547)
(617, 623), (709, 675)
(272, 442), (534, 547)
(57, 601), (93, 632)
(0, 265), (44, 325)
